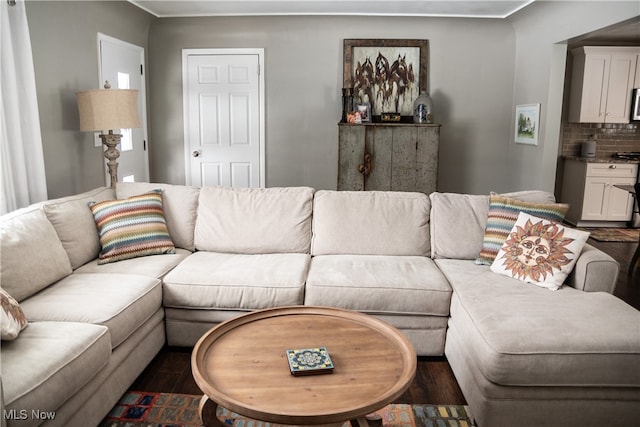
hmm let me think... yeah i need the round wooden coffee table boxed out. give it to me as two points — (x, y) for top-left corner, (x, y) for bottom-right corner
(192, 306), (416, 426)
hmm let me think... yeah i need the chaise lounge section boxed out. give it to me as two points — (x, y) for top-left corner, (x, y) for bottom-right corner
(1, 183), (638, 427)
(429, 191), (639, 427)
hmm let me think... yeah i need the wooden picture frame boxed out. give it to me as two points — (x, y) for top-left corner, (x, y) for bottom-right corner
(343, 39), (428, 117)
(514, 103), (540, 145)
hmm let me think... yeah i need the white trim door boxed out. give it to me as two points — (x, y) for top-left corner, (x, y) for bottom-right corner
(183, 48), (265, 187)
(98, 33), (149, 184)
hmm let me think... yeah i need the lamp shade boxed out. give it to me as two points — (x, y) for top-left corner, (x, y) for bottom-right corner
(77, 88), (141, 132)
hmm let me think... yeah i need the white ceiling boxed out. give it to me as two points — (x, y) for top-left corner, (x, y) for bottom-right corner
(129, 0), (535, 19)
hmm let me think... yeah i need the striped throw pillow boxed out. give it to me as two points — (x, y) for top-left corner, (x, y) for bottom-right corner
(475, 194), (569, 266)
(90, 190), (175, 264)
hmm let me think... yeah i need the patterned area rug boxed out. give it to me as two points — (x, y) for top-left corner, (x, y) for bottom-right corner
(578, 227), (640, 242)
(99, 392), (475, 427)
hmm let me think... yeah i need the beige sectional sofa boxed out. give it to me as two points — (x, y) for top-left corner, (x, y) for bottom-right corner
(0, 183), (638, 427)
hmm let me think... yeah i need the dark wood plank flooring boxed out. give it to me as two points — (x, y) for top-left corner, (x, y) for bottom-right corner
(130, 239), (638, 405)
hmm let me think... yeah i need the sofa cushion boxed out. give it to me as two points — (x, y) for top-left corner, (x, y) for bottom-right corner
(90, 190), (176, 264)
(490, 212), (589, 290)
(476, 194), (569, 266)
(1, 321), (110, 414)
(429, 191), (558, 260)
(163, 251), (309, 310)
(74, 248), (191, 279)
(20, 273), (161, 348)
(436, 259), (640, 387)
(43, 186), (115, 269)
(0, 288), (28, 340)
(306, 255), (451, 316)
(429, 192), (489, 260)
(0, 208), (72, 302)
(312, 191), (430, 256)
(117, 182), (200, 251)
(195, 186), (314, 254)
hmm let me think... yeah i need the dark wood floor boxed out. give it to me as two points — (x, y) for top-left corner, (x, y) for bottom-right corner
(131, 239), (638, 405)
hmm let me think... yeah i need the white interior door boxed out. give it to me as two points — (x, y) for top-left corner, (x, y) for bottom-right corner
(183, 49), (265, 187)
(98, 34), (149, 184)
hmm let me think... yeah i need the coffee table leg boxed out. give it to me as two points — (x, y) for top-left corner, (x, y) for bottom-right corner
(198, 395), (225, 427)
(349, 416), (374, 427)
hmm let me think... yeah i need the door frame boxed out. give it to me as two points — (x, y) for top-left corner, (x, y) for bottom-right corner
(97, 33), (150, 184)
(182, 48), (266, 187)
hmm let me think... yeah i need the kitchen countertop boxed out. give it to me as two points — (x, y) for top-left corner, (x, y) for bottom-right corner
(563, 156), (640, 164)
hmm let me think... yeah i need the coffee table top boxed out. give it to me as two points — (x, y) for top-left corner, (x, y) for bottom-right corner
(192, 306), (417, 425)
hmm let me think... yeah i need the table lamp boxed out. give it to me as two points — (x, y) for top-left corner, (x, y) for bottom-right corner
(77, 81), (141, 188)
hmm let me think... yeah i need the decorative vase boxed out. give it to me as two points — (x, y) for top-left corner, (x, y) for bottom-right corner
(413, 92), (434, 124)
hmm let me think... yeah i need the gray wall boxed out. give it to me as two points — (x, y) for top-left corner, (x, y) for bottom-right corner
(25, 1), (639, 197)
(148, 16), (515, 193)
(26, 1), (153, 198)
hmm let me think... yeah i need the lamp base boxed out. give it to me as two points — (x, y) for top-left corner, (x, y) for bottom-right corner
(99, 131), (121, 189)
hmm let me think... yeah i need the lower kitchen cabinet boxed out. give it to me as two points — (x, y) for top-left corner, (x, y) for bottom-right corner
(561, 158), (638, 226)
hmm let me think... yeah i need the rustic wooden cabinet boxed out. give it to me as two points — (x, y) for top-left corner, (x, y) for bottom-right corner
(338, 123), (440, 193)
(561, 158), (638, 226)
(568, 46), (639, 124)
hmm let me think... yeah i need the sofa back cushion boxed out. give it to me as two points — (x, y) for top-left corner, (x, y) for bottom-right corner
(311, 190), (430, 256)
(0, 208), (72, 302)
(116, 182), (200, 251)
(195, 186), (314, 254)
(43, 187), (115, 269)
(429, 190), (557, 260)
(429, 193), (489, 260)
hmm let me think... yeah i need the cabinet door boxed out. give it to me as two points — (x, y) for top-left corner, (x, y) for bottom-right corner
(415, 126), (439, 194)
(366, 127), (393, 191)
(582, 176), (608, 220)
(580, 54), (610, 122)
(390, 127), (418, 192)
(338, 126), (366, 190)
(606, 177), (637, 221)
(604, 53), (637, 123)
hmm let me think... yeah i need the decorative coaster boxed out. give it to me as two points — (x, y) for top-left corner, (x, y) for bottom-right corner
(286, 347), (334, 376)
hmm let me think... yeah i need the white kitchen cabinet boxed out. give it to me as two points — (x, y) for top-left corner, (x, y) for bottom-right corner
(561, 159), (638, 226)
(635, 53), (640, 89)
(568, 46), (639, 124)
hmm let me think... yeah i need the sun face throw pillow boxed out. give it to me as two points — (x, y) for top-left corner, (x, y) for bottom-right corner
(1, 288), (28, 340)
(490, 212), (590, 290)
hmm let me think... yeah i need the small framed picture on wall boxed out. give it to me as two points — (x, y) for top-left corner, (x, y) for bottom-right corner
(514, 104), (540, 145)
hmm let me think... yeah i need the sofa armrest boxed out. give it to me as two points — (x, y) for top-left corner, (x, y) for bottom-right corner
(566, 243), (619, 293)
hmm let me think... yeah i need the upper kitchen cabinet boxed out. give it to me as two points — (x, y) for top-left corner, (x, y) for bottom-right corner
(568, 46), (639, 124)
(635, 51), (640, 89)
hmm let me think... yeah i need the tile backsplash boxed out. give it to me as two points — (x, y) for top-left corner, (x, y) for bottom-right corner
(561, 122), (640, 158)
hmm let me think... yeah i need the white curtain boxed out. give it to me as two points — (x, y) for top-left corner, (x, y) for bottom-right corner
(0, 0), (47, 214)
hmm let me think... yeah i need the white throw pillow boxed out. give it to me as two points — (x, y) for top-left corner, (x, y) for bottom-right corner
(490, 212), (590, 290)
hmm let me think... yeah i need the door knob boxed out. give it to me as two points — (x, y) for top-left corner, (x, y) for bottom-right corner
(192, 150), (201, 158)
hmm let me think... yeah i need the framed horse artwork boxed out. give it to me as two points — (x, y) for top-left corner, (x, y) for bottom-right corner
(343, 39), (429, 118)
